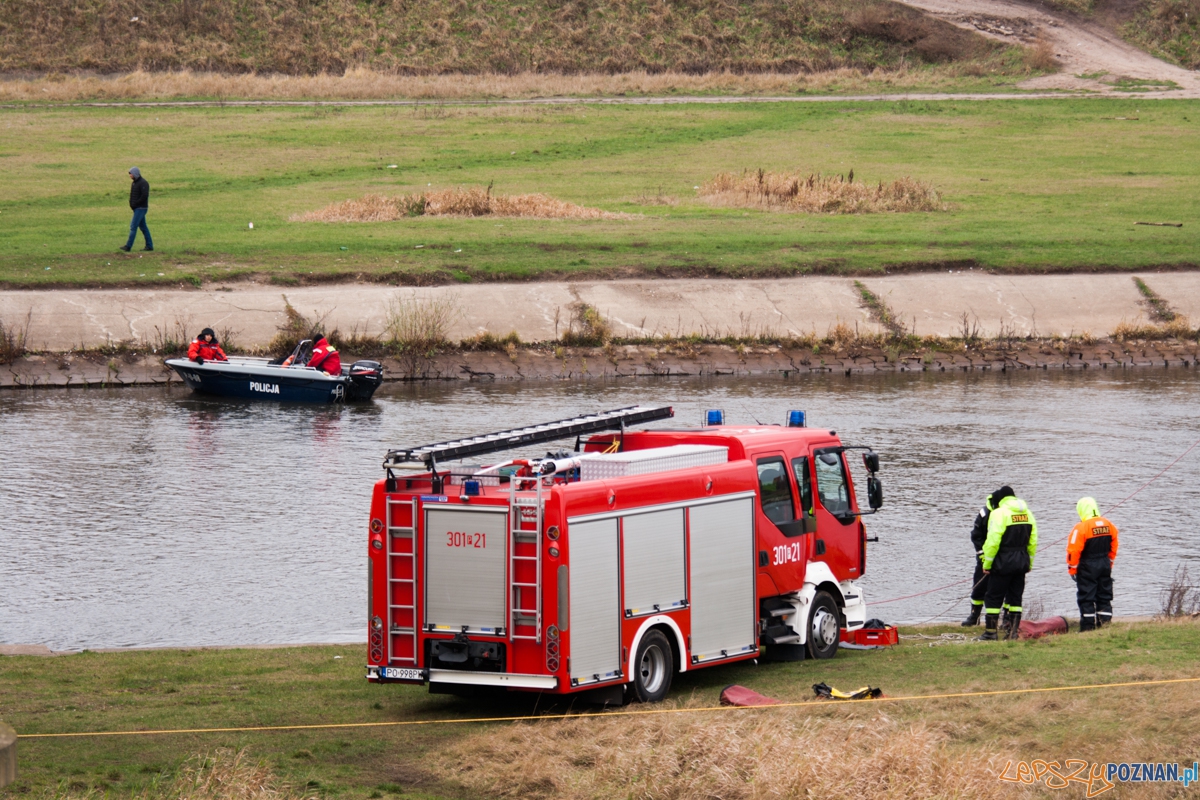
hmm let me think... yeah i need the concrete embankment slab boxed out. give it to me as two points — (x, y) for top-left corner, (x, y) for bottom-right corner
(1, 273), (1193, 351)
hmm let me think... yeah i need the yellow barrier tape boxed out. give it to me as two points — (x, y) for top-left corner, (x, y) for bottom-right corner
(19, 676), (1200, 740)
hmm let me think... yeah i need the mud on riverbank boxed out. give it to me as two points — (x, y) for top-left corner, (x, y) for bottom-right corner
(5, 336), (1200, 389)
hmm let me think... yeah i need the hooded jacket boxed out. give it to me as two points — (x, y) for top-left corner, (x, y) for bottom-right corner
(970, 496), (996, 554)
(1067, 497), (1118, 575)
(129, 176), (150, 210)
(982, 495), (1038, 574)
(187, 328), (227, 363)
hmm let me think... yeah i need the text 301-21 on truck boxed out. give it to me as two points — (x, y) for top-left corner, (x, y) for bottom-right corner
(365, 406), (883, 704)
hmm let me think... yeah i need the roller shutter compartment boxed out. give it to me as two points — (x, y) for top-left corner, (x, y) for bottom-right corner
(622, 508), (687, 616)
(688, 498), (757, 663)
(424, 507), (508, 634)
(566, 518), (621, 685)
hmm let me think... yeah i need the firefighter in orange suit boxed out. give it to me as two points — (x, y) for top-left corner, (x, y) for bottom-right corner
(1067, 497), (1118, 631)
(307, 332), (341, 375)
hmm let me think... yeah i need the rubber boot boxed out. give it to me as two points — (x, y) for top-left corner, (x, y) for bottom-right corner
(978, 613), (999, 641)
(999, 608), (1009, 631)
(1004, 612), (1022, 641)
(961, 604), (983, 627)
(1079, 615), (1095, 632)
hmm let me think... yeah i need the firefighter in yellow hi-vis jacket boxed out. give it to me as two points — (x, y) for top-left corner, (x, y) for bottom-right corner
(1067, 497), (1119, 631)
(980, 488), (1038, 641)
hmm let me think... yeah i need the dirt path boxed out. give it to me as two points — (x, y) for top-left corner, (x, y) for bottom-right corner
(901, 0), (1200, 96)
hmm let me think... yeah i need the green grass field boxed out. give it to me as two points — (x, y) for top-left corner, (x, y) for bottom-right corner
(3, 620), (1199, 798)
(2, 98), (1199, 289)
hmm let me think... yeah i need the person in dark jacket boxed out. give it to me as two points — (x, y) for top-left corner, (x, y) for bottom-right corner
(961, 488), (1006, 627)
(980, 487), (1038, 641)
(188, 328), (228, 364)
(120, 167), (153, 252)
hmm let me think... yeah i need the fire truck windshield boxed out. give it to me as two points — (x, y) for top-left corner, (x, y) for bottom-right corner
(815, 453), (852, 518)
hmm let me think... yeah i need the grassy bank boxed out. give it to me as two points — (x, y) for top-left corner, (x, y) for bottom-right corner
(1125, 0), (1200, 70)
(2, 98), (1199, 288)
(2, 619), (1199, 798)
(0, 0), (1013, 77)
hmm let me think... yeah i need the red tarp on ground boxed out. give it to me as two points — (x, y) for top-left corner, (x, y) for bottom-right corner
(719, 685), (781, 707)
(1018, 615), (1069, 640)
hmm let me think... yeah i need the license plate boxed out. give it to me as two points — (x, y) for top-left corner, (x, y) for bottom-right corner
(382, 667), (423, 681)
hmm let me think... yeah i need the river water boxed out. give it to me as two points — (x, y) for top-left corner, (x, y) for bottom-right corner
(2, 369), (1199, 651)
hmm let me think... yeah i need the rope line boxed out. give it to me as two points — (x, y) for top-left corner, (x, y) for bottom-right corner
(871, 433), (1200, 609)
(18, 676), (1200, 740)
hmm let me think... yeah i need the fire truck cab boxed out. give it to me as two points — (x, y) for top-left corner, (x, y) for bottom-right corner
(366, 406), (882, 703)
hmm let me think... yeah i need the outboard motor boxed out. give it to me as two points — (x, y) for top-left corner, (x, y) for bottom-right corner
(345, 360), (384, 401)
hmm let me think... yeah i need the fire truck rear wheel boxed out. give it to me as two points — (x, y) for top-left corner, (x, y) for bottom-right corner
(807, 591), (841, 660)
(632, 630), (674, 703)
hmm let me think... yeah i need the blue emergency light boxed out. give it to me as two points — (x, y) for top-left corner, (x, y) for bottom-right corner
(786, 410), (806, 428)
(463, 479), (482, 496)
(704, 409), (725, 426)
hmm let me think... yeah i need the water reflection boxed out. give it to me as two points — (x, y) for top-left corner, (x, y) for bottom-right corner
(1, 368), (1198, 649)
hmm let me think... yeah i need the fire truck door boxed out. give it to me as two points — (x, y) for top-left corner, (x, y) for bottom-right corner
(566, 518), (621, 685)
(688, 496), (757, 662)
(424, 507), (509, 634)
(812, 451), (858, 578)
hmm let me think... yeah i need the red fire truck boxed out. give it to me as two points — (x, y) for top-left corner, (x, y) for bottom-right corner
(365, 405), (882, 703)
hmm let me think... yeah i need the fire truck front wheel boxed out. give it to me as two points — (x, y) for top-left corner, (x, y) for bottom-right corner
(632, 630), (674, 703)
(807, 591), (841, 660)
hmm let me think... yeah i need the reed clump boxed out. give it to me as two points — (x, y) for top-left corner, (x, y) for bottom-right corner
(384, 292), (460, 378)
(0, 310), (32, 364)
(295, 188), (630, 222)
(433, 699), (1013, 799)
(699, 168), (944, 214)
(1160, 564), (1200, 618)
(560, 302), (613, 346)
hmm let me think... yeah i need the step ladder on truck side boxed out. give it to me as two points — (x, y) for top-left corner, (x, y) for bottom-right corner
(508, 476), (544, 644)
(386, 496), (419, 666)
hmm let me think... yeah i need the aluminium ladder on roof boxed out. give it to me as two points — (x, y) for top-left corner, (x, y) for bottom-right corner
(383, 405), (675, 471)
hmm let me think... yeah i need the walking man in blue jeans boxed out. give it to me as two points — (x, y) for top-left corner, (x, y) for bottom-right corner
(120, 167), (153, 252)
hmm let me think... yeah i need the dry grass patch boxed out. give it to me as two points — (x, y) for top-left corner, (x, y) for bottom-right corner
(57, 748), (315, 800)
(700, 168), (944, 214)
(295, 188), (630, 222)
(0, 68), (984, 103)
(1024, 36), (1060, 72)
(1112, 316), (1196, 341)
(433, 700), (1018, 799)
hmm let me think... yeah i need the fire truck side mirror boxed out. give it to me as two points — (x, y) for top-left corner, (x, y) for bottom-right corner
(863, 451), (880, 473)
(867, 476), (883, 510)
